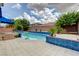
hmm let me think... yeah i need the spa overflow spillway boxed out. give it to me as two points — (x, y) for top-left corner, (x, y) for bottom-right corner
(21, 32), (50, 41)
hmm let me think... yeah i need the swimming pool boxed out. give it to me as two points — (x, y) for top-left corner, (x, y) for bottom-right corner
(21, 32), (50, 41)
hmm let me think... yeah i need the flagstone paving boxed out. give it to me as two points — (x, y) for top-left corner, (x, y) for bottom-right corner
(0, 38), (79, 56)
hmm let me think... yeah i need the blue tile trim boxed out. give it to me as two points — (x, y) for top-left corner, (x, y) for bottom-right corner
(46, 36), (79, 51)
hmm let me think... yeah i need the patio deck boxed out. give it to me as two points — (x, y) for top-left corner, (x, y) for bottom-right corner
(0, 38), (79, 56)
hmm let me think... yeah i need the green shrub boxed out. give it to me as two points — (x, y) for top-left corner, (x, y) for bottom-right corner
(56, 26), (64, 33)
(56, 11), (79, 27)
(49, 27), (57, 36)
(55, 11), (79, 33)
(15, 25), (23, 31)
(14, 18), (30, 31)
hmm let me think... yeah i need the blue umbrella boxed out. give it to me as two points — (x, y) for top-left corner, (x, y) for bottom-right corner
(0, 17), (14, 24)
(0, 4), (14, 24)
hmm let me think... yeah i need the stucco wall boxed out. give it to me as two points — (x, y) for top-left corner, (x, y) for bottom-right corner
(29, 24), (54, 32)
(0, 28), (13, 32)
(62, 24), (78, 34)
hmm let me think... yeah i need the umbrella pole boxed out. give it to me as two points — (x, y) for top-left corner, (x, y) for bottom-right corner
(0, 7), (2, 18)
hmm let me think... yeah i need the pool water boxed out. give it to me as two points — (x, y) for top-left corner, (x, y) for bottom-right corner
(21, 32), (49, 41)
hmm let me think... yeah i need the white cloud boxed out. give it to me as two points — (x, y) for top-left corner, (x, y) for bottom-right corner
(23, 12), (34, 24)
(31, 10), (39, 16)
(15, 7), (60, 24)
(23, 12), (41, 24)
(27, 8), (58, 24)
(15, 12), (36, 24)
(30, 7), (59, 24)
(12, 3), (21, 9)
(54, 12), (61, 18)
(31, 16), (41, 24)
(23, 12), (31, 20)
(38, 8), (58, 23)
(14, 16), (23, 20)
(40, 19), (46, 24)
(64, 4), (79, 12)
(28, 4), (48, 11)
(50, 8), (56, 12)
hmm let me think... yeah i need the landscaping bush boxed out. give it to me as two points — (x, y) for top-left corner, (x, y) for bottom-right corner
(56, 26), (64, 33)
(56, 11), (79, 27)
(14, 18), (30, 31)
(55, 11), (79, 34)
(49, 27), (58, 36)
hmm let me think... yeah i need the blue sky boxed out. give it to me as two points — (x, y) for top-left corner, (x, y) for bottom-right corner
(2, 3), (27, 18)
(1, 3), (61, 24)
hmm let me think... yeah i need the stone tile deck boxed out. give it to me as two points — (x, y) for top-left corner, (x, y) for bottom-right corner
(56, 34), (79, 41)
(0, 38), (79, 56)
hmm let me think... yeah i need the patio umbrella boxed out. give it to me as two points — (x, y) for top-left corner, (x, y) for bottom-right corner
(0, 4), (14, 24)
(0, 17), (14, 24)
